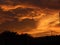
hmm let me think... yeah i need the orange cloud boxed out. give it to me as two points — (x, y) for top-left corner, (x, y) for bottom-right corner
(0, 0), (60, 37)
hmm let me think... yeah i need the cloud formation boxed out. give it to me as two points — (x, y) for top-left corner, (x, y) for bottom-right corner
(0, 18), (37, 33)
(0, 0), (60, 10)
(0, 0), (60, 37)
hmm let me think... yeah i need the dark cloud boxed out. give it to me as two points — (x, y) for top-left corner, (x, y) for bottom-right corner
(0, 8), (16, 23)
(0, 18), (37, 32)
(0, 7), (36, 24)
(10, 7), (40, 18)
(0, 0), (60, 9)
(0, 6), (38, 32)
(11, 7), (34, 16)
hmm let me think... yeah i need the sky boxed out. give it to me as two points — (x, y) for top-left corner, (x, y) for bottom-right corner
(0, 0), (60, 37)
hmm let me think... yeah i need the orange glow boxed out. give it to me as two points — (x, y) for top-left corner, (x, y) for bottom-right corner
(0, 5), (38, 11)
(16, 9), (60, 37)
(0, 4), (60, 37)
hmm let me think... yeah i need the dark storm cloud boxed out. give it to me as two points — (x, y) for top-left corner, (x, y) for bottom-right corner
(0, 6), (38, 32)
(11, 7), (34, 16)
(0, 0), (18, 5)
(0, 18), (37, 32)
(0, 7), (35, 24)
(0, 7), (15, 17)
(0, 0), (60, 9)
(0, 8), (16, 23)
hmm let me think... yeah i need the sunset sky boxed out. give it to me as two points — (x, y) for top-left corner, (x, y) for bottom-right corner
(0, 0), (60, 37)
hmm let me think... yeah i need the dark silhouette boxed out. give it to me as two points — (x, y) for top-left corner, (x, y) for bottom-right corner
(0, 31), (60, 45)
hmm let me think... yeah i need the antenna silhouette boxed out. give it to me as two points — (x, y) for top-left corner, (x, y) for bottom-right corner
(59, 12), (60, 24)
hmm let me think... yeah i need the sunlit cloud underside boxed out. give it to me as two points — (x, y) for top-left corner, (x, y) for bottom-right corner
(0, 1), (60, 37)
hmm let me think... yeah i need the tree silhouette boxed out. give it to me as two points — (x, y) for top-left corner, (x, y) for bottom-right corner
(0, 31), (60, 45)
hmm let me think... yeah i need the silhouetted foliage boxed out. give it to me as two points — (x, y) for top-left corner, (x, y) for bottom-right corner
(0, 31), (60, 45)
